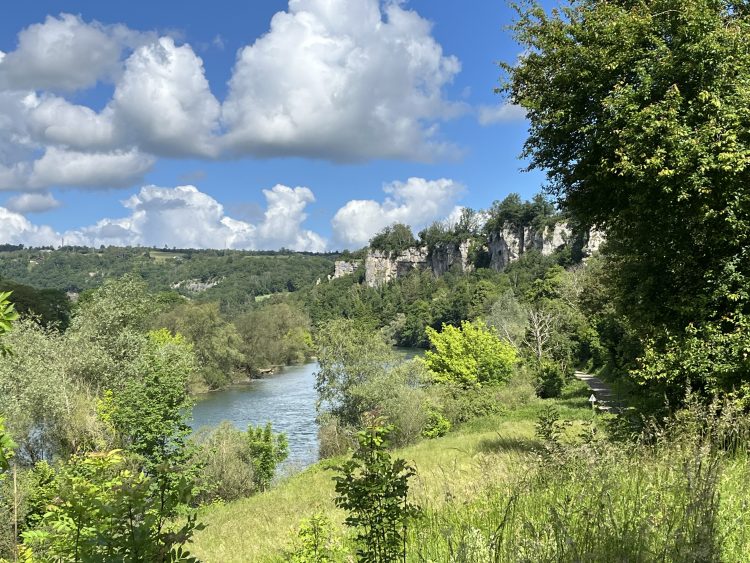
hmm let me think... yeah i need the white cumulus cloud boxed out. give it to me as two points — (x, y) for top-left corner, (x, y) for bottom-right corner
(221, 0), (464, 161)
(0, 13), (148, 92)
(331, 177), (465, 248)
(0, 207), (59, 246)
(5, 192), (61, 214)
(112, 37), (220, 157)
(61, 184), (326, 251)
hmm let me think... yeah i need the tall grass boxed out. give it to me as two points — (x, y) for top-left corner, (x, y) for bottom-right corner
(409, 399), (750, 562)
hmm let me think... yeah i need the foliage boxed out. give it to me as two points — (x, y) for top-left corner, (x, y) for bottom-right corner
(533, 359), (567, 399)
(0, 292), (18, 356)
(193, 422), (255, 503)
(422, 320), (517, 387)
(334, 424), (419, 563)
(421, 408), (451, 439)
(245, 422), (288, 492)
(504, 0), (750, 399)
(485, 192), (559, 234)
(288, 512), (345, 563)
(19, 450), (201, 563)
(234, 302), (314, 373)
(633, 313), (750, 407)
(155, 302), (244, 390)
(99, 329), (195, 473)
(315, 319), (395, 427)
(0, 282), (69, 330)
(368, 224), (417, 255)
(0, 418), (14, 472)
(193, 421), (288, 502)
(0, 246), (336, 312)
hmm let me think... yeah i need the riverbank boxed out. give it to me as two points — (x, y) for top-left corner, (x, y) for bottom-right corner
(189, 378), (598, 561)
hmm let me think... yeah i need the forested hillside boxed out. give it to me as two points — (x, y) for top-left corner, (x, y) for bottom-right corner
(0, 246), (337, 312)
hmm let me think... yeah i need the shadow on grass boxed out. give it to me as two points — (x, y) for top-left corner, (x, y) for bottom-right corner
(477, 434), (540, 455)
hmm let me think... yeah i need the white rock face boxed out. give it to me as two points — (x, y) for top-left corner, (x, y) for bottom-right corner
(365, 247), (429, 287)
(489, 222), (573, 270)
(430, 240), (473, 276)
(363, 222), (605, 286)
(171, 278), (221, 292)
(581, 228), (606, 258)
(332, 260), (359, 279)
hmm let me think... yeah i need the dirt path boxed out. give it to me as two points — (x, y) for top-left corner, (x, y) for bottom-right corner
(574, 371), (621, 413)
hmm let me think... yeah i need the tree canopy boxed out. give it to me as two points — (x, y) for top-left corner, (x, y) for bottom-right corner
(504, 0), (750, 333)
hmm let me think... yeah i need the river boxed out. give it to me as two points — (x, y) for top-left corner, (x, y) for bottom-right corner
(190, 348), (422, 471)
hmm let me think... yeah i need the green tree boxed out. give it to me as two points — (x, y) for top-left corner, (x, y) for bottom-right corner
(155, 302), (244, 390)
(315, 319), (395, 427)
(504, 0), (750, 336)
(245, 422), (288, 492)
(334, 424), (419, 563)
(369, 224), (418, 255)
(422, 321), (517, 387)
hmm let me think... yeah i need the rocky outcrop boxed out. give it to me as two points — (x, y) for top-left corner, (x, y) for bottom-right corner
(430, 240), (473, 277)
(365, 248), (429, 288)
(363, 222), (604, 287)
(171, 278), (221, 292)
(332, 260), (360, 279)
(488, 222), (571, 270)
(581, 228), (605, 258)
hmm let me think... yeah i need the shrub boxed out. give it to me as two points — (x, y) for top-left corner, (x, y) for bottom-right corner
(288, 512), (345, 562)
(422, 321), (517, 387)
(334, 424), (420, 562)
(421, 408), (451, 439)
(534, 359), (567, 399)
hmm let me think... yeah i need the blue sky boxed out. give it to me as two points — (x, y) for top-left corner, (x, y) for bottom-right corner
(0, 0), (548, 251)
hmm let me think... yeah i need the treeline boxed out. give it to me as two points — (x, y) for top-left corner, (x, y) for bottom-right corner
(0, 246), (337, 312)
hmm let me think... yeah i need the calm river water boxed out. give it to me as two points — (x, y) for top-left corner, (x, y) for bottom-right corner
(191, 361), (320, 469)
(190, 348), (422, 470)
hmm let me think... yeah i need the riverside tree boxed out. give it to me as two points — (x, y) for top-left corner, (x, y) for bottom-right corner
(422, 321), (517, 387)
(504, 0), (750, 400)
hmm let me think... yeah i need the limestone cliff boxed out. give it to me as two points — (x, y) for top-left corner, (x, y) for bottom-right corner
(365, 248), (429, 287)
(430, 240), (473, 277)
(488, 222), (571, 270)
(363, 222), (604, 287)
(332, 260), (360, 279)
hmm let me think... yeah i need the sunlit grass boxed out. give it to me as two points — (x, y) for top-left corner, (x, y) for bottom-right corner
(189, 378), (597, 562)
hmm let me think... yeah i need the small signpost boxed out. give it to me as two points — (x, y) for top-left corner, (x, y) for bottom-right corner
(589, 394), (597, 409)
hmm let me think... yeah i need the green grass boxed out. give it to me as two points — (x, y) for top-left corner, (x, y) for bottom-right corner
(189, 379), (597, 562)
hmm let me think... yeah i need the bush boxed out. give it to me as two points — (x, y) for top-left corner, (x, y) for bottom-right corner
(288, 512), (345, 562)
(423, 321), (517, 387)
(334, 424), (420, 562)
(534, 360), (567, 399)
(193, 421), (288, 502)
(421, 408), (451, 439)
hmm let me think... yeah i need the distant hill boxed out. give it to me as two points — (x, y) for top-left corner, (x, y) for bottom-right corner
(0, 246), (339, 313)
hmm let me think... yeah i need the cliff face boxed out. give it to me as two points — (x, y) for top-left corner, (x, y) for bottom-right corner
(363, 222), (604, 287)
(430, 240), (473, 277)
(364, 248), (429, 288)
(488, 223), (571, 270)
(332, 260), (360, 279)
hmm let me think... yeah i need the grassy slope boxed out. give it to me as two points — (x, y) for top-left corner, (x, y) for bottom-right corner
(190, 380), (597, 562)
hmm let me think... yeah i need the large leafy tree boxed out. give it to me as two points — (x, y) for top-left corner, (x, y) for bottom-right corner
(504, 0), (750, 333)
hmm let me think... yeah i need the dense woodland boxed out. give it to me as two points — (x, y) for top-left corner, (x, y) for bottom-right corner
(3, 0), (750, 560)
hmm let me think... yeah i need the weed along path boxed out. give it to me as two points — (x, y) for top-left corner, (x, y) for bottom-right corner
(574, 371), (621, 413)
